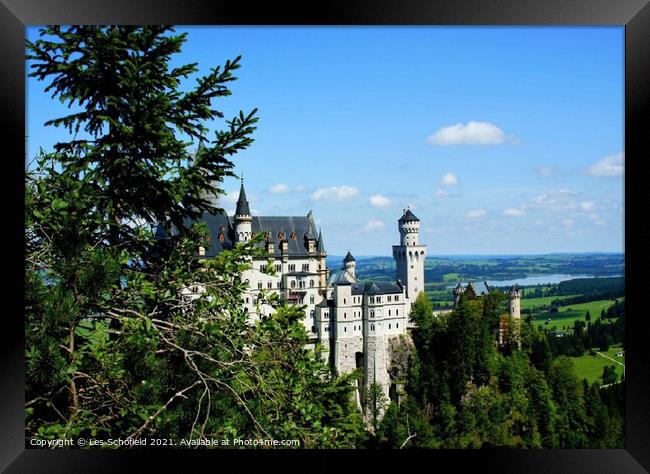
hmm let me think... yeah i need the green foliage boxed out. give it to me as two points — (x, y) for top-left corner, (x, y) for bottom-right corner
(25, 26), (366, 448)
(385, 290), (624, 449)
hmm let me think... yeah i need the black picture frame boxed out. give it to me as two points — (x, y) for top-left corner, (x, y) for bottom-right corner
(3, 1), (649, 472)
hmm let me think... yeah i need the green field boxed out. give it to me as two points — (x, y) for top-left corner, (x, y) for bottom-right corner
(571, 344), (625, 385)
(531, 298), (622, 329)
(520, 294), (578, 310)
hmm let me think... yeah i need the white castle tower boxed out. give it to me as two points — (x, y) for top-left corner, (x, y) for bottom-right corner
(343, 251), (356, 279)
(234, 178), (252, 243)
(502, 285), (522, 349)
(392, 209), (427, 301)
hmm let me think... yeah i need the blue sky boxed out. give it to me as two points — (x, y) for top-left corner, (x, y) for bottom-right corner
(26, 26), (624, 256)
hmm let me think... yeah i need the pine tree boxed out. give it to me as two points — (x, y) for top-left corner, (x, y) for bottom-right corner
(25, 26), (366, 447)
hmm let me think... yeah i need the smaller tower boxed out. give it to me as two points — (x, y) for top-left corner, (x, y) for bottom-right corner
(453, 282), (464, 307)
(317, 228), (328, 290)
(506, 285), (522, 349)
(343, 251), (356, 279)
(234, 178), (252, 242)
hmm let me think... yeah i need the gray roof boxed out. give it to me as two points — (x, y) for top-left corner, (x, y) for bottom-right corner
(343, 251), (356, 263)
(465, 281), (490, 296)
(178, 211), (320, 258)
(316, 299), (334, 308)
(235, 181), (250, 216)
(328, 270), (356, 286)
(317, 228), (326, 253)
(399, 209), (419, 222)
(351, 281), (403, 296)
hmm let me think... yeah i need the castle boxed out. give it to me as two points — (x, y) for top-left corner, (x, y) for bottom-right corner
(177, 179), (521, 408)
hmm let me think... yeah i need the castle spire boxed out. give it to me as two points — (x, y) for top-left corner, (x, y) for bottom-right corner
(317, 227), (326, 253)
(235, 177), (251, 216)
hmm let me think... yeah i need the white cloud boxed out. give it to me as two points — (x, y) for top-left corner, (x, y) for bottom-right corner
(580, 201), (595, 211)
(502, 208), (525, 217)
(440, 173), (459, 186)
(362, 219), (385, 232)
(434, 189), (448, 198)
(524, 189), (578, 211)
(369, 194), (391, 208)
(466, 209), (486, 219)
(311, 185), (359, 201)
(562, 219), (574, 227)
(427, 121), (508, 146)
(268, 183), (290, 194)
(586, 152), (624, 177)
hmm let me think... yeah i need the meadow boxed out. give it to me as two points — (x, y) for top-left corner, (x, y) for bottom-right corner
(570, 343), (625, 385)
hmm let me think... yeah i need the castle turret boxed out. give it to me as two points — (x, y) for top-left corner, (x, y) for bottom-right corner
(234, 178), (252, 242)
(317, 228), (328, 290)
(507, 285), (521, 320)
(392, 209), (427, 300)
(453, 282), (464, 307)
(343, 251), (356, 279)
(505, 285), (522, 349)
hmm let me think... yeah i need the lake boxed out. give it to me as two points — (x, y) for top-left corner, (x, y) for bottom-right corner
(447, 274), (623, 288)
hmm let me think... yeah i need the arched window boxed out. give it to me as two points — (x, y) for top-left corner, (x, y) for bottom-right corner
(291, 280), (296, 289)
(258, 281), (262, 290)
(310, 310), (314, 317)
(370, 311), (374, 318)
(310, 279), (315, 288)
(310, 295), (315, 304)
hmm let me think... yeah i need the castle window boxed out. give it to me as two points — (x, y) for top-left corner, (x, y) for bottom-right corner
(310, 280), (315, 288)
(267, 281), (272, 289)
(246, 297), (249, 304)
(291, 280), (296, 289)
(275, 264), (281, 272)
(288, 264), (296, 272)
(396, 323), (399, 328)
(310, 310), (314, 317)
(258, 281), (262, 290)
(343, 298), (346, 304)
(310, 295), (315, 304)
(260, 264), (267, 272)
(388, 310), (391, 316)
(389, 323), (391, 329)
(312, 326), (316, 333)
(396, 309), (399, 316)
(344, 327), (347, 332)
(302, 263), (309, 271)
(290, 231), (297, 240)
(395, 295), (399, 302)
(388, 295), (392, 302)
(344, 313), (347, 318)
(370, 311), (374, 318)
(278, 232), (285, 240)
(371, 325), (375, 331)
